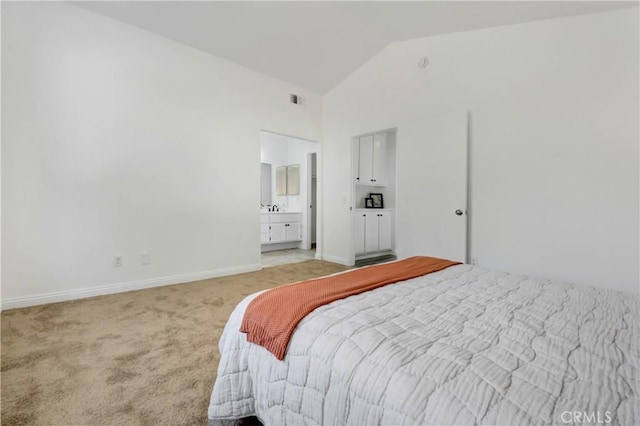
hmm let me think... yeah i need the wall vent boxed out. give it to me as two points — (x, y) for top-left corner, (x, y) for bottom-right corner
(290, 94), (302, 105)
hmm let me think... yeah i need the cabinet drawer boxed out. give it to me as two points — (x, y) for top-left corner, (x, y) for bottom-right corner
(269, 213), (302, 224)
(260, 214), (270, 224)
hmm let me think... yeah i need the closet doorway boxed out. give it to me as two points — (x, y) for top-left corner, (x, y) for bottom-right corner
(308, 152), (317, 250)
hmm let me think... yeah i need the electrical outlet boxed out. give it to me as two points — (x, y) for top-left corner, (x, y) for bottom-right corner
(471, 257), (478, 266)
(141, 252), (150, 265)
(113, 255), (123, 267)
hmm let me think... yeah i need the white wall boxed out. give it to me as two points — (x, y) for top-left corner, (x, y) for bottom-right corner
(322, 8), (639, 293)
(1, 2), (322, 308)
(0, 2), (3, 310)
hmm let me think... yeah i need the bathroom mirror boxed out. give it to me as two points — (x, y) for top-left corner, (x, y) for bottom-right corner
(260, 163), (272, 205)
(286, 164), (300, 195)
(275, 166), (287, 196)
(274, 164), (300, 197)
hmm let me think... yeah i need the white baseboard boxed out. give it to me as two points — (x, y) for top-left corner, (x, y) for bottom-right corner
(320, 254), (352, 266)
(2, 263), (262, 311)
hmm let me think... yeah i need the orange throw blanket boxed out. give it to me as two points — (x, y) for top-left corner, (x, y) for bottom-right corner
(240, 256), (461, 360)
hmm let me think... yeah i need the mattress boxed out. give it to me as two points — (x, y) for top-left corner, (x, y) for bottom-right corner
(208, 264), (639, 425)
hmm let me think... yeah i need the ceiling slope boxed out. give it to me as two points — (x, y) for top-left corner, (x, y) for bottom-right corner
(75, 1), (637, 94)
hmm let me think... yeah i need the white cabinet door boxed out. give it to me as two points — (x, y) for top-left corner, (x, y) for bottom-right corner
(364, 212), (378, 253)
(354, 213), (366, 254)
(372, 133), (386, 186)
(270, 223), (286, 243)
(261, 223), (270, 244)
(353, 139), (361, 184)
(358, 136), (373, 184)
(356, 134), (386, 186)
(354, 211), (394, 255)
(286, 223), (302, 241)
(377, 212), (392, 251)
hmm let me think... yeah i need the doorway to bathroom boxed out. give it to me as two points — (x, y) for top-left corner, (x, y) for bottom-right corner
(259, 131), (319, 267)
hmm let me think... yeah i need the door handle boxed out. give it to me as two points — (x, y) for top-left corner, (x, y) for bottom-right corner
(455, 209), (464, 216)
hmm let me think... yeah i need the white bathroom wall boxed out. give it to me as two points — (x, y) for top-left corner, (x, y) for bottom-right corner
(1, 2), (322, 308)
(260, 133), (289, 208)
(322, 8), (639, 293)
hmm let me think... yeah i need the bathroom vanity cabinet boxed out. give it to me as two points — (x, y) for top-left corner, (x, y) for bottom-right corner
(261, 212), (302, 244)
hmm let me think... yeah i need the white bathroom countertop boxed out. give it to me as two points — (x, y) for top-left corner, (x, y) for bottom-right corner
(261, 211), (302, 214)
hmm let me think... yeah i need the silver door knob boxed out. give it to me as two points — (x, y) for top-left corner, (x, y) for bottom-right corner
(455, 209), (464, 216)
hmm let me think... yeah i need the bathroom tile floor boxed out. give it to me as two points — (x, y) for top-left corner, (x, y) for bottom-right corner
(261, 248), (316, 267)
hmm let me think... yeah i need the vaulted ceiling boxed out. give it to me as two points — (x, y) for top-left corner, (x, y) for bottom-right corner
(76, 1), (637, 94)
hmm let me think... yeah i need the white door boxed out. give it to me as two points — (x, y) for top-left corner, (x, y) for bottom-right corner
(311, 178), (317, 244)
(309, 152), (317, 246)
(354, 213), (366, 254)
(358, 136), (374, 184)
(364, 212), (378, 253)
(377, 213), (392, 251)
(396, 110), (468, 263)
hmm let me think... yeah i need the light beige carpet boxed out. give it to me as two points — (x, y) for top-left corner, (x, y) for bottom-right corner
(1, 260), (349, 425)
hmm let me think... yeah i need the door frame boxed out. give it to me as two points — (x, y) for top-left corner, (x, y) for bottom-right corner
(260, 129), (321, 256)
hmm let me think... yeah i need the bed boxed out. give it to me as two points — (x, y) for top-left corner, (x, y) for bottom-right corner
(208, 259), (639, 425)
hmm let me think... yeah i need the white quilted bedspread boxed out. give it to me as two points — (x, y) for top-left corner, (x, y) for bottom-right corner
(208, 265), (639, 425)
